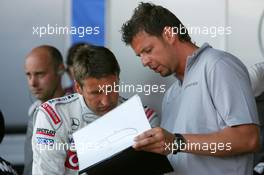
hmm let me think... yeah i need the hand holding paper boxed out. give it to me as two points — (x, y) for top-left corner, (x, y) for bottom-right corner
(73, 94), (173, 175)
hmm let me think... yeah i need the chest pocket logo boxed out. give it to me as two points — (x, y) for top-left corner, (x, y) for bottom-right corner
(184, 81), (198, 90)
(71, 118), (80, 131)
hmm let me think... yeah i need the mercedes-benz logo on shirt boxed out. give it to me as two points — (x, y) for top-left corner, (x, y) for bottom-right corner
(71, 118), (80, 131)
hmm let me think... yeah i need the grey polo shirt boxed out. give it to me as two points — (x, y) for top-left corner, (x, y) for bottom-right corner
(161, 43), (259, 175)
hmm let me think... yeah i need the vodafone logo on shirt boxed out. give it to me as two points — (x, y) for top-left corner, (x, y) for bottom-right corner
(65, 150), (79, 170)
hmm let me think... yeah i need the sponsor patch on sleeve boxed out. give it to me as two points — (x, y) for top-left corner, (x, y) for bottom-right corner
(41, 103), (61, 125)
(36, 128), (56, 137)
(36, 137), (54, 146)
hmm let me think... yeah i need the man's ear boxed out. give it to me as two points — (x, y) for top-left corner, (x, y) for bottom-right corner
(74, 80), (83, 95)
(162, 26), (176, 44)
(57, 64), (65, 76)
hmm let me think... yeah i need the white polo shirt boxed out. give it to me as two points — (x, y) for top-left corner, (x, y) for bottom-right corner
(161, 43), (259, 175)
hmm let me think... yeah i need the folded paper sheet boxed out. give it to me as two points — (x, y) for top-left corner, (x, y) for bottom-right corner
(73, 94), (151, 172)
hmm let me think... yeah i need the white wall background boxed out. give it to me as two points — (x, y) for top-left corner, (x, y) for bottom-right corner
(0, 0), (70, 128)
(0, 0), (71, 165)
(227, 0), (264, 66)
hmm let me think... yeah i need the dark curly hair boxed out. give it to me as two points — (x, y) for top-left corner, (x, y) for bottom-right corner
(121, 2), (191, 45)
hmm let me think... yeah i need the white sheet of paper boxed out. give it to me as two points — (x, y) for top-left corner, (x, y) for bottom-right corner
(72, 94), (151, 171)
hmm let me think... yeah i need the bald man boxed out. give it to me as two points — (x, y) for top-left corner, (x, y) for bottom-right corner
(23, 45), (66, 175)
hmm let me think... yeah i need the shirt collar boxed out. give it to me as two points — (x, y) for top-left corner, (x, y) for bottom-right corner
(174, 43), (211, 83)
(78, 94), (125, 122)
(78, 93), (99, 123)
(186, 42), (211, 71)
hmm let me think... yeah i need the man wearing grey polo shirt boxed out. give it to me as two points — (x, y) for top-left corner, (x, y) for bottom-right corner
(121, 2), (260, 175)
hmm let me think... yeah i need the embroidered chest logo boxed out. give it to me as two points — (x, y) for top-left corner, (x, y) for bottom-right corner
(184, 81), (198, 90)
(71, 118), (80, 131)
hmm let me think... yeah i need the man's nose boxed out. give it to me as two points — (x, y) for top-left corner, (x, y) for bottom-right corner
(141, 55), (151, 67)
(29, 76), (38, 87)
(100, 94), (110, 106)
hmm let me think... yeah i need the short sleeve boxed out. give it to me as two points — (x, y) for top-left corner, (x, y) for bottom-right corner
(208, 57), (259, 127)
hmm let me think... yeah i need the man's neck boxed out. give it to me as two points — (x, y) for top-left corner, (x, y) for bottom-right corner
(174, 42), (198, 80)
(41, 86), (65, 103)
(53, 86), (65, 99)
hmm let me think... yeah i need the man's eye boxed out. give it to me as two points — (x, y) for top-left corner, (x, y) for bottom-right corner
(91, 91), (103, 95)
(37, 73), (44, 78)
(145, 48), (152, 53)
(26, 73), (31, 78)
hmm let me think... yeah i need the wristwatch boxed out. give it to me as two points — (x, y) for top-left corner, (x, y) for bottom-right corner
(173, 133), (186, 154)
